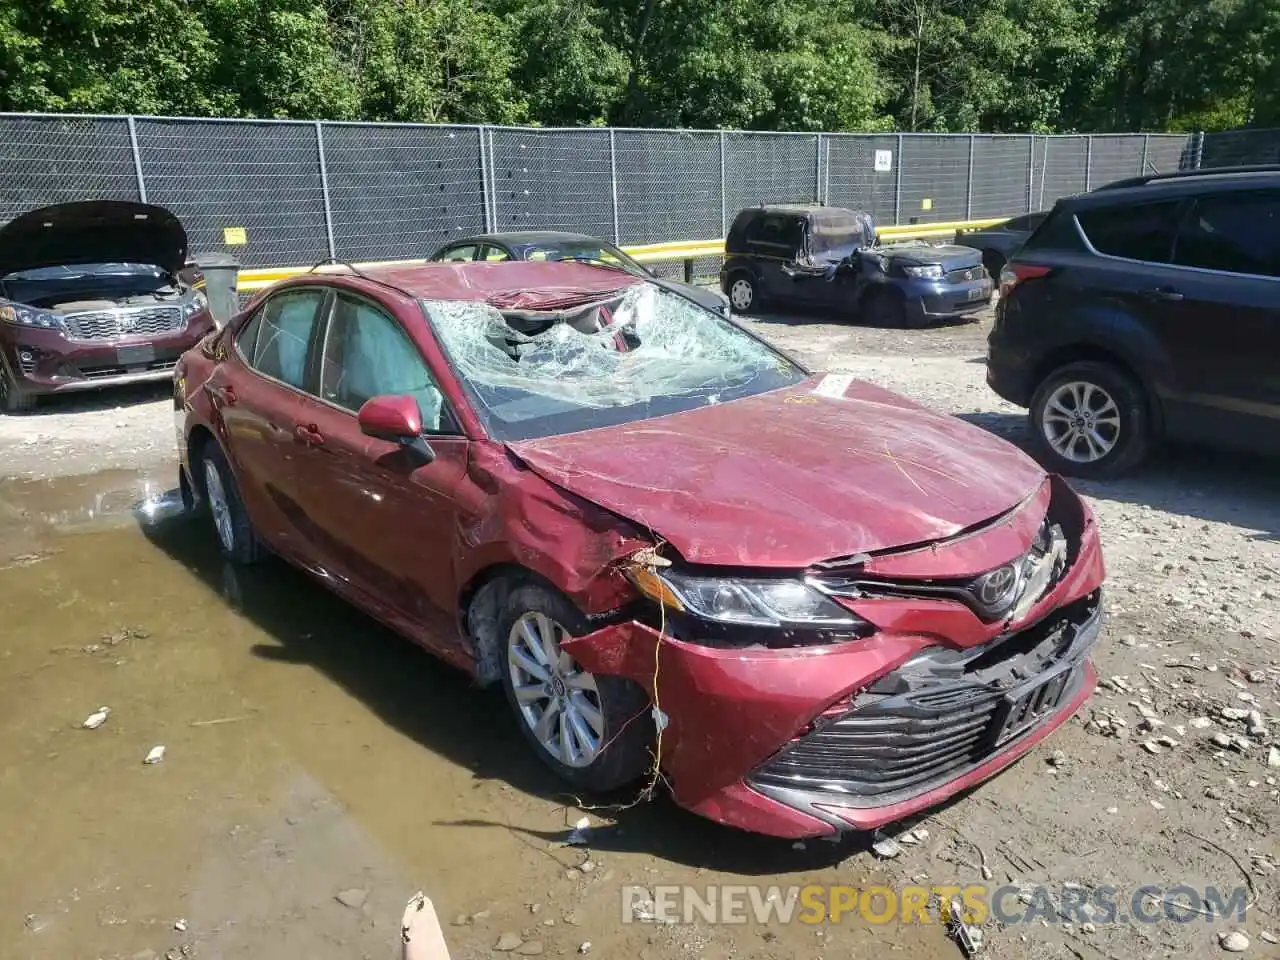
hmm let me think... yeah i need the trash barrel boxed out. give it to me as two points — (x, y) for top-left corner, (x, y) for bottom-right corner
(191, 252), (240, 330)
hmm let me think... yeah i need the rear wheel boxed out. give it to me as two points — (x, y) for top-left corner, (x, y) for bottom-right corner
(199, 442), (267, 564)
(1029, 361), (1152, 478)
(726, 273), (760, 314)
(498, 582), (652, 792)
(0, 364), (35, 413)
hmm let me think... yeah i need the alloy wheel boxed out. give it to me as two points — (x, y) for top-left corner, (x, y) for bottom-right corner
(204, 459), (235, 553)
(507, 611), (604, 768)
(1040, 380), (1121, 463)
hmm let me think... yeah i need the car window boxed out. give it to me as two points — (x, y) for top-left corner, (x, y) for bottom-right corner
(745, 215), (801, 252)
(1173, 191), (1280, 278)
(247, 289), (326, 389)
(1076, 201), (1182, 263)
(439, 245), (478, 262)
(523, 241), (644, 277)
(319, 295), (453, 433)
(235, 308), (264, 359)
(479, 245), (511, 262)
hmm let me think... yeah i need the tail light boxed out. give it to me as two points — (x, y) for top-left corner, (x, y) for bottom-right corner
(999, 263), (1052, 297)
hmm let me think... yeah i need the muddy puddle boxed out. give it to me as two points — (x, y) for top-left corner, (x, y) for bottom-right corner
(0, 469), (961, 960)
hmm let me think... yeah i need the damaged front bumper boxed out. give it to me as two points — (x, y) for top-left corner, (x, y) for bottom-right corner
(561, 503), (1105, 839)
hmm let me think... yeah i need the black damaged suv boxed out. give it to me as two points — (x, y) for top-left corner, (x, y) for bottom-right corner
(986, 166), (1280, 477)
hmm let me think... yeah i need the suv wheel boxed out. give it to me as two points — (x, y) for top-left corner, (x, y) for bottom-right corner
(1029, 361), (1151, 478)
(726, 273), (759, 314)
(499, 582), (652, 792)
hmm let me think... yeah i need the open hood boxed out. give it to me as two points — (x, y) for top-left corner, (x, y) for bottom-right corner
(508, 377), (1047, 568)
(0, 201), (188, 278)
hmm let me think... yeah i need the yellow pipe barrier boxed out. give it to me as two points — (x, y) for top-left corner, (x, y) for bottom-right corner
(233, 216), (1013, 293)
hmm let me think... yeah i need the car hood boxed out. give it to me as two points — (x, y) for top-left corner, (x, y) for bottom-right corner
(0, 201), (188, 278)
(879, 243), (982, 271)
(652, 276), (729, 314)
(507, 376), (1047, 567)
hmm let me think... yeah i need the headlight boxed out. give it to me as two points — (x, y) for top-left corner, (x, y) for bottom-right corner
(0, 302), (62, 330)
(183, 290), (209, 318)
(630, 568), (860, 628)
(903, 264), (944, 280)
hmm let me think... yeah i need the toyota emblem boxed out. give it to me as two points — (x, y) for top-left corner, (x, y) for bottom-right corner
(975, 564), (1019, 609)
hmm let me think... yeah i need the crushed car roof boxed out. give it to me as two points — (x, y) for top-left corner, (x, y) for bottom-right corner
(362, 260), (642, 311)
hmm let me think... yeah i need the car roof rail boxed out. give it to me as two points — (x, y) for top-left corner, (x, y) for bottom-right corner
(1096, 163), (1280, 191)
(303, 257), (426, 299)
(306, 257), (375, 278)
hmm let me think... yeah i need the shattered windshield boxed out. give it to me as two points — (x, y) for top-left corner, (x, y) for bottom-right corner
(422, 282), (806, 440)
(808, 211), (877, 263)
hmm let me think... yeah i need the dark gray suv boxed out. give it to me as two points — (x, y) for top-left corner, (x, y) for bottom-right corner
(986, 166), (1280, 477)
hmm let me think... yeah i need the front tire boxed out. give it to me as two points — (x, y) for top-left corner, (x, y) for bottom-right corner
(498, 582), (651, 792)
(0, 364), (35, 413)
(863, 287), (912, 328)
(1029, 361), (1151, 478)
(199, 442), (267, 564)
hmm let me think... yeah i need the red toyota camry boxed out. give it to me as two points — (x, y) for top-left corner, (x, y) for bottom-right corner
(174, 259), (1104, 839)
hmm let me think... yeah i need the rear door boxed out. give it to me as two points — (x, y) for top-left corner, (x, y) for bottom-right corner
(1166, 188), (1280, 451)
(209, 286), (329, 556)
(289, 290), (471, 652)
(746, 214), (808, 301)
(1072, 198), (1216, 426)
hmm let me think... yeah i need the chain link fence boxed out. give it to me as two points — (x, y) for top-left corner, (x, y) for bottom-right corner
(1199, 128), (1280, 167)
(0, 113), (1200, 270)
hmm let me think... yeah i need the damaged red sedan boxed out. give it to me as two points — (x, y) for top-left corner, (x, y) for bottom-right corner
(175, 260), (1104, 839)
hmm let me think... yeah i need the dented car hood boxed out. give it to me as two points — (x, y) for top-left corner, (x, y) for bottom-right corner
(508, 377), (1047, 568)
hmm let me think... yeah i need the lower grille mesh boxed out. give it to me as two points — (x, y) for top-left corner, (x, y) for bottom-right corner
(749, 597), (1099, 806)
(751, 686), (1004, 798)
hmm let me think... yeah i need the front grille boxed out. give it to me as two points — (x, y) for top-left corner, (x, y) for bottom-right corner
(63, 306), (184, 341)
(749, 595), (1099, 807)
(945, 266), (983, 283)
(751, 684), (1007, 800)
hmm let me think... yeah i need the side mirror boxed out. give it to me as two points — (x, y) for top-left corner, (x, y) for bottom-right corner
(357, 395), (435, 463)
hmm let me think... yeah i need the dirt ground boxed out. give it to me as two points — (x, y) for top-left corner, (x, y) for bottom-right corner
(1, 307), (1277, 960)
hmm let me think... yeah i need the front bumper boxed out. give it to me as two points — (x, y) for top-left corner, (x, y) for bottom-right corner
(0, 311), (214, 398)
(562, 495), (1105, 839)
(902, 276), (993, 322)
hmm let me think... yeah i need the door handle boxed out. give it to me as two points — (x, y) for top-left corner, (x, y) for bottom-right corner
(294, 423), (324, 446)
(1144, 287), (1184, 302)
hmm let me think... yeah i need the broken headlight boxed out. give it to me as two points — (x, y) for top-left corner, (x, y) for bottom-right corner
(628, 568), (871, 647)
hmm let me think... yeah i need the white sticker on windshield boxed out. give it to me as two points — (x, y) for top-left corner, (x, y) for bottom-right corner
(813, 373), (855, 399)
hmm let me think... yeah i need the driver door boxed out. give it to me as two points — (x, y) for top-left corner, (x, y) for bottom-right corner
(289, 291), (471, 654)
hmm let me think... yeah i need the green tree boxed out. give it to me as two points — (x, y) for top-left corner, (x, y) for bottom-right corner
(0, 0), (221, 114)
(502, 0), (628, 125)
